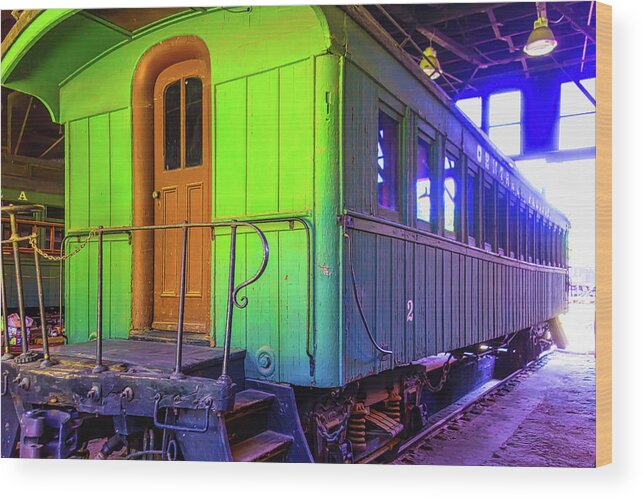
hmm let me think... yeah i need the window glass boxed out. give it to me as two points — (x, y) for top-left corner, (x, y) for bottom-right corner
(509, 198), (519, 257)
(489, 90), (522, 156)
(483, 181), (495, 247)
(456, 97), (482, 128)
(466, 171), (478, 243)
(443, 156), (457, 233)
(498, 191), (507, 253)
(46, 206), (65, 221)
(377, 111), (398, 211)
(559, 78), (595, 150)
(519, 206), (526, 260)
(185, 78), (203, 167)
(535, 217), (542, 263)
(416, 138), (432, 224)
(559, 114), (595, 150)
(164, 80), (181, 170)
(527, 211), (534, 261)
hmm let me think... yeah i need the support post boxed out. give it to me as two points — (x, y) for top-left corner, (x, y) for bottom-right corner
(92, 228), (107, 373)
(1, 244), (13, 360)
(9, 213), (37, 363)
(219, 224), (238, 382)
(33, 234), (54, 367)
(171, 222), (189, 379)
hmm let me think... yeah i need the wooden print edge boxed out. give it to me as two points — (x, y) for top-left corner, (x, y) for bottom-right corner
(595, 1), (612, 468)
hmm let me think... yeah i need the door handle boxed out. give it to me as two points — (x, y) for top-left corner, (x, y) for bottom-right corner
(152, 190), (161, 200)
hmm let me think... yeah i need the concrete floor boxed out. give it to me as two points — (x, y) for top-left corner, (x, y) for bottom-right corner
(395, 350), (596, 467)
(395, 303), (597, 467)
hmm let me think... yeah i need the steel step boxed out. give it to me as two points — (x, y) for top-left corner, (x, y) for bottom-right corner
(231, 430), (293, 462)
(226, 389), (276, 422)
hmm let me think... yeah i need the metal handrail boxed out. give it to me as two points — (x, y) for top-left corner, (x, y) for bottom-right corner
(0, 204), (53, 365)
(3, 207), (315, 384)
(61, 215), (315, 375)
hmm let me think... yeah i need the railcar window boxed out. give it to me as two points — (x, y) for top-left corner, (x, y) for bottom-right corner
(185, 77), (203, 167)
(46, 206), (65, 221)
(509, 197), (518, 258)
(443, 156), (457, 234)
(164, 79), (181, 170)
(527, 210), (536, 262)
(519, 205), (526, 260)
(546, 224), (553, 266)
(483, 180), (495, 250)
(497, 190), (507, 255)
(466, 170), (478, 245)
(544, 223), (550, 266)
(416, 138), (432, 225)
(535, 216), (542, 264)
(377, 111), (398, 211)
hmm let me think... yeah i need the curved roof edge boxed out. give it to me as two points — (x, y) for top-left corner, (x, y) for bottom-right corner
(2, 10), (78, 82)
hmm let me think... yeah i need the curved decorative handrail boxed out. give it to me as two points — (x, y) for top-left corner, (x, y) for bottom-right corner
(230, 222), (269, 310)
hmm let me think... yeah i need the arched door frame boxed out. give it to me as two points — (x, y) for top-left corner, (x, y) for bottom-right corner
(131, 36), (211, 332)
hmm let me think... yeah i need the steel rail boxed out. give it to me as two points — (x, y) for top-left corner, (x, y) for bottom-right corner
(359, 348), (555, 464)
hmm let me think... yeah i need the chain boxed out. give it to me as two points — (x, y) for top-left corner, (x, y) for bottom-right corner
(28, 229), (97, 262)
(422, 353), (454, 393)
(314, 399), (353, 444)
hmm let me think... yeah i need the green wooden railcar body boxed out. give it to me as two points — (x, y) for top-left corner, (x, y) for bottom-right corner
(1, 6), (569, 390)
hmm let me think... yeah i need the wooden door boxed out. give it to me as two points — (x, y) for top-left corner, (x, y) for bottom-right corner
(152, 59), (211, 333)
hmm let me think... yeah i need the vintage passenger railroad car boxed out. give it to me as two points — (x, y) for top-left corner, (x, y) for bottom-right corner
(1, 5), (569, 462)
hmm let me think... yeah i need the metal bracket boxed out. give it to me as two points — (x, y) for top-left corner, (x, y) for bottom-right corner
(152, 394), (212, 433)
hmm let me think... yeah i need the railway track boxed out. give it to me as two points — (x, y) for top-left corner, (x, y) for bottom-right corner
(359, 349), (555, 464)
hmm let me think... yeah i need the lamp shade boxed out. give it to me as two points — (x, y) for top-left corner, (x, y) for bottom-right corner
(420, 46), (441, 80)
(523, 17), (558, 56)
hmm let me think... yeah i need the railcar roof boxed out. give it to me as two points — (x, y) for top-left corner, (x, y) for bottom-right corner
(2, 7), (570, 228)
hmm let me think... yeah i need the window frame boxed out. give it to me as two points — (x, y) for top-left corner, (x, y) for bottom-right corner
(442, 150), (459, 240)
(488, 89), (523, 157)
(466, 165), (480, 247)
(375, 105), (402, 222)
(519, 203), (526, 261)
(497, 187), (508, 256)
(509, 195), (519, 259)
(414, 128), (436, 233)
(482, 176), (496, 253)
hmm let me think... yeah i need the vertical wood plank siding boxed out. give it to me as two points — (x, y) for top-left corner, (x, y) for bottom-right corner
(214, 58), (316, 384)
(341, 61), (567, 383)
(66, 110), (132, 343)
(342, 228), (567, 382)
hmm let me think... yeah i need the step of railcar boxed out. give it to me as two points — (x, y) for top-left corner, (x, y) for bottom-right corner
(226, 389), (276, 423)
(231, 430), (293, 462)
(130, 329), (210, 347)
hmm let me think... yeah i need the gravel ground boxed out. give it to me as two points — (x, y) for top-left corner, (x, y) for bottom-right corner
(395, 351), (596, 467)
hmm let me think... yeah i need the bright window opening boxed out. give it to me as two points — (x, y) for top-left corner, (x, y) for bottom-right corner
(489, 90), (522, 156)
(444, 156), (457, 233)
(416, 138), (432, 224)
(377, 111), (398, 211)
(559, 78), (595, 150)
(456, 97), (482, 128)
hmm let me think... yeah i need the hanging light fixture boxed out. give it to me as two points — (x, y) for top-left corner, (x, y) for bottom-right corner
(420, 45), (441, 80)
(523, 2), (558, 56)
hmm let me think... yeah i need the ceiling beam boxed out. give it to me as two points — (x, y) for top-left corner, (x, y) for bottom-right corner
(551, 4), (596, 44)
(417, 3), (508, 27)
(416, 26), (486, 66)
